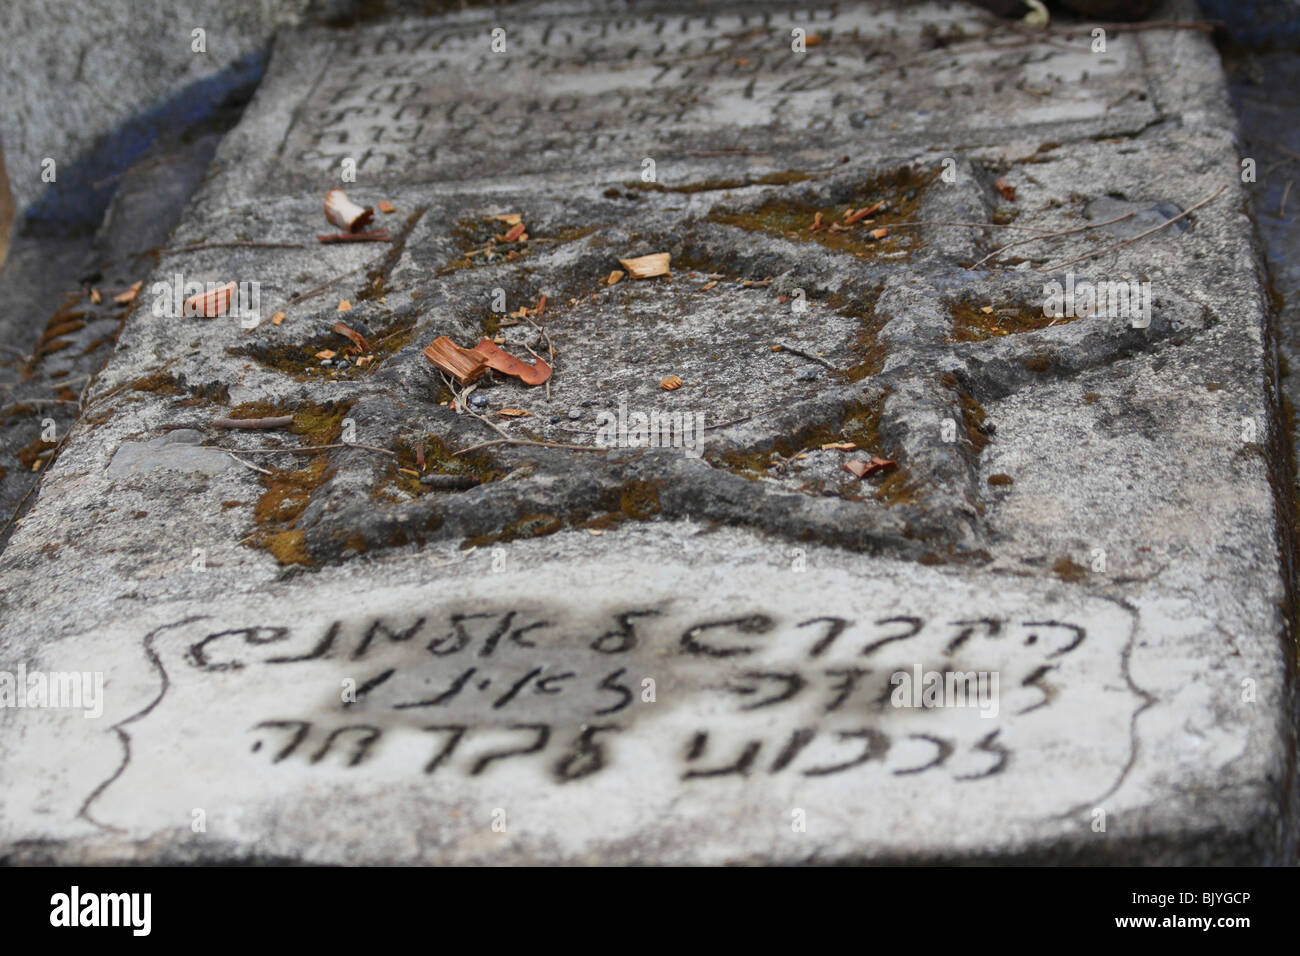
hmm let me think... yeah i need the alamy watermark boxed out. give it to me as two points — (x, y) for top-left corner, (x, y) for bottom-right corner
(595, 400), (706, 457)
(890, 665), (999, 718)
(0, 664), (103, 718)
(1043, 273), (1151, 328)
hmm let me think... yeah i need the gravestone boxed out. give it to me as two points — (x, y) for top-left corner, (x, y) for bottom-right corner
(0, 0), (1294, 864)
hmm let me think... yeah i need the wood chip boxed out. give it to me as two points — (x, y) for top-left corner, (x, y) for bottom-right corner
(618, 252), (670, 279)
(493, 213), (523, 225)
(378, 200), (396, 214)
(497, 408), (531, 417)
(112, 280), (142, 305)
(271, 311), (286, 326)
(994, 177), (1017, 201)
(822, 441), (856, 451)
(337, 299), (351, 312)
(700, 280), (718, 291)
(606, 270), (625, 285)
(844, 201), (883, 224)
(181, 281), (237, 318)
(980, 305), (995, 315)
(500, 223), (526, 243)
(424, 337), (489, 385)
(90, 288), (102, 304)
(660, 375), (683, 390)
(869, 227), (889, 240)
(315, 349), (336, 360)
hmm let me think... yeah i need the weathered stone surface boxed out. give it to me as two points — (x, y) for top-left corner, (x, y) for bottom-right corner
(0, 0), (1295, 864)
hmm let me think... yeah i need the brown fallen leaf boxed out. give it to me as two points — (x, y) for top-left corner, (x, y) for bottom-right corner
(182, 281), (237, 318)
(606, 270), (625, 285)
(536, 294), (547, 316)
(333, 321), (370, 351)
(493, 213), (523, 225)
(378, 200), (396, 214)
(700, 280), (718, 292)
(994, 177), (1017, 201)
(618, 252), (670, 279)
(822, 441), (856, 451)
(424, 336), (489, 385)
(843, 456), (898, 479)
(324, 188), (374, 233)
(500, 223), (526, 243)
(315, 349), (337, 360)
(808, 211), (826, 233)
(471, 337), (552, 386)
(271, 311), (286, 326)
(869, 227), (889, 240)
(113, 281), (143, 305)
(497, 408), (531, 418)
(337, 299), (352, 312)
(660, 375), (683, 390)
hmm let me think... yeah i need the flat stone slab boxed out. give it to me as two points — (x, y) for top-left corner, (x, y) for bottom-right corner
(0, 0), (1295, 864)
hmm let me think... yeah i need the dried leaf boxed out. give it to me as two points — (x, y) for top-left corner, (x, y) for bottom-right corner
(994, 177), (1017, 201)
(606, 270), (625, 285)
(497, 408), (531, 418)
(493, 213), (523, 225)
(618, 252), (670, 279)
(271, 311), (286, 326)
(181, 281), (237, 318)
(869, 227), (889, 240)
(324, 188), (374, 233)
(378, 200), (396, 214)
(333, 321), (370, 351)
(500, 223), (526, 243)
(470, 337), (552, 386)
(398, 468), (420, 477)
(337, 299), (351, 312)
(700, 280), (718, 292)
(315, 349), (336, 360)
(424, 336), (489, 385)
(536, 294), (547, 316)
(660, 375), (683, 391)
(822, 441), (856, 451)
(113, 280), (143, 305)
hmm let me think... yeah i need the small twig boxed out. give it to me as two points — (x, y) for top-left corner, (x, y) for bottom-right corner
(273, 264), (369, 314)
(773, 342), (838, 371)
(970, 211), (1136, 268)
(212, 415), (295, 430)
(454, 437), (610, 455)
(316, 231), (393, 244)
(1038, 184), (1227, 272)
(226, 451), (273, 475)
(1282, 181), (1293, 219)
(223, 442), (397, 457)
(875, 220), (1054, 234)
(161, 240), (307, 256)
